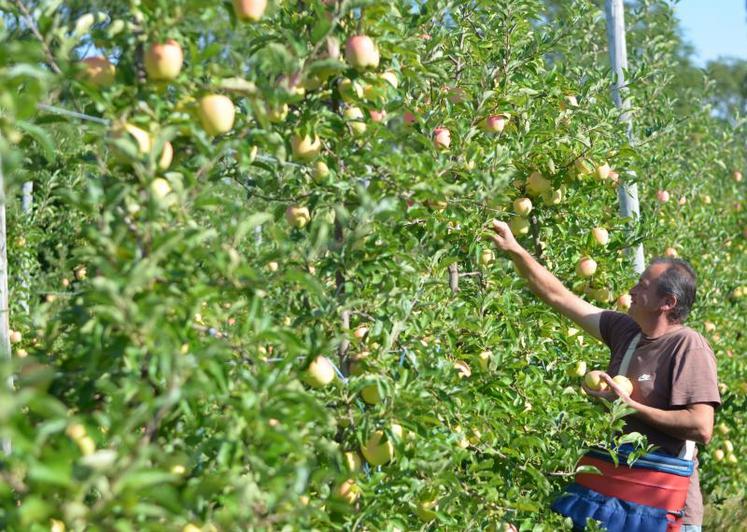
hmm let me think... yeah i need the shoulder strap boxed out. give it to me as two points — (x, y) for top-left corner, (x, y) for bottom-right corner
(618, 333), (641, 377)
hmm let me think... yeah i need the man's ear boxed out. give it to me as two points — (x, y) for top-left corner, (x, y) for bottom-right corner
(660, 293), (677, 313)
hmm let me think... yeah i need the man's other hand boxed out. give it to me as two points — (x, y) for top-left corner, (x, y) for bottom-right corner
(489, 219), (522, 254)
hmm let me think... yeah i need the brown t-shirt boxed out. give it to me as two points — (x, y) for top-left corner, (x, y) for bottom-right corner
(599, 311), (721, 526)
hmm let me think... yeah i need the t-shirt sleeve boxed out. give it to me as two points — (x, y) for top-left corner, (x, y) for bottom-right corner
(670, 348), (721, 408)
(599, 310), (638, 351)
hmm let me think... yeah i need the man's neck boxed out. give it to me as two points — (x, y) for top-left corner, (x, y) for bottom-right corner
(639, 318), (685, 339)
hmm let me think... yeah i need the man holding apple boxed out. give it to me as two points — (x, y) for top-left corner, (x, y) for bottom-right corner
(489, 219), (720, 532)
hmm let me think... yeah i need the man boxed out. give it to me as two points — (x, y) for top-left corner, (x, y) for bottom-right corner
(489, 220), (720, 531)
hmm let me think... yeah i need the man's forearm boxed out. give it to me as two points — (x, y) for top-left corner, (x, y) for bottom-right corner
(630, 402), (711, 444)
(508, 247), (571, 307)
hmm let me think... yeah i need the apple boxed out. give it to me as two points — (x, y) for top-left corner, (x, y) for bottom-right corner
(576, 257), (597, 277)
(678, 195), (687, 206)
(353, 326), (369, 342)
(591, 227), (609, 246)
(509, 216), (530, 236)
(361, 383), (381, 405)
(664, 247), (678, 258)
(586, 286), (611, 304)
(267, 261), (279, 272)
(232, 0), (267, 21)
(80, 56), (116, 87)
(311, 161), (330, 181)
(286, 205), (311, 229)
(595, 162), (611, 180)
(513, 197), (532, 216)
(702, 194), (712, 204)
(541, 186), (564, 206)
(344, 451), (362, 473)
(198, 95), (235, 136)
(343, 106), (366, 135)
(584, 370), (608, 392)
(568, 360), (587, 378)
(478, 351), (491, 371)
(265, 102), (288, 123)
(403, 110), (417, 125)
(612, 375), (634, 396)
(380, 70), (399, 89)
(713, 449), (725, 461)
(9, 330), (22, 344)
(617, 293), (632, 310)
(454, 360), (472, 378)
(724, 440), (734, 453)
(144, 40), (183, 81)
(291, 134), (322, 161)
(433, 127), (451, 149)
(560, 94), (579, 109)
(482, 114), (508, 133)
(338, 78), (363, 102)
(608, 170), (620, 185)
(574, 158), (594, 177)
(656, 190), (670, 203)
(369, 109), (387, 123)
(15, 348), (28, 358)
(77, 435), (96, 456)
(479, 249), (495, 267)
(304, 355), (335, 388)
(525, 171), (551, 195)
(415, 498), (438, 522)
(704, 321), (716, 333)
(74, 265), (87, 280)
(733, 170), (743, 183)
(361, 426), (401, 466)
(159, 141), (174, 170)
(335, 479), (360, 504)
(345, 35), (379, 71)
(150, 178), (172, 202)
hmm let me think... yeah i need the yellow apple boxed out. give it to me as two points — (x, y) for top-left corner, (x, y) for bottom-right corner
(144, 40), (183, 81)
(724, 440), (734, 453)
(361, 428), (397, 466)
(415, 498), (438, 522)
(9, 330), (22, 344)
(733, 170), (743, 183)
(345, 35), (379, 71)
(360, 383), (381, 405)
(664, 247), (678, 258)
(198, 95), (235, 136)
(595, 162), (611, 180)
(150, 178), (173, 203)
(74, 265), (87, 281)
(380, 70), (399, 89)
(335, 479), (360, 504)
(232, 0), (267, 21)
(541, 186), (565, 206)
(584, 370), (608, 391)
(713, 449), (725, 461)
(576, 257), (597, 277)
(525, 171), (551, 195)
(591, 227), (609, 246)
(568, 360), (587, 378)
(479, 249), (495, 267)
(560, 94), (578, 110)
(612, 375), (633, 396)
(343, 106), (366, 135)
(291, 134), (322, 161)
(50, 519), (65, 532)
(159, 141), (174, 170)
(311, 161), (330, 181)
(727, 453), (737, 464)
(513, 197), (532, 216)
(704, 321), (716, 333)
(509, 216), (530, 236)
(454, 360), (472, 378)
(338, 78), (363, 102)
(80, 56), (116, 87)
(343, 451), (362, 472)
(285, 205), (311, 228)
(478, 350), (491, 371)
(304, 355), (335, 388)
(183, 525), (201, 532)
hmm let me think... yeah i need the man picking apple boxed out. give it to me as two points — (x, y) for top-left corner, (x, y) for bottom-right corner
(488, 219), (720, 532)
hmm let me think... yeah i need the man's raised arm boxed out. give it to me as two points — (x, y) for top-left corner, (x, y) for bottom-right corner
(489, 219), (604, 341)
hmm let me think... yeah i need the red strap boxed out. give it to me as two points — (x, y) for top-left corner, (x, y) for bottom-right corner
(576, 456), (690, 510)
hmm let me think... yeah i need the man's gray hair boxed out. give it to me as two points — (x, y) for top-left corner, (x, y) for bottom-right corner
(651, 257), (697, 323)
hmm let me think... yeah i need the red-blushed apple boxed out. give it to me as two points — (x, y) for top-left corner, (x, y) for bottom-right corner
(513, 197), (532, 216)
(584, 370), (608, 391)
(617, 293), (632, 310)
(734, 170), (743, 183)
(369, 109), (386, 123)
(479, 249), (495, 267)
(525, 171), (551, 195)
(9, 330), (22, 344)
(433, 127), (451, 149)
(591, 227), (609, 246)
(664, 247), (678, 258)
(335, 479), (360, 505)
(304, 355), (335, 388)
(612, 375), (634, 396)
(403, 110), (417, 125)
(656, 190), (670, 203)
(80, 56), (116, 87)
(291, 134), (321, 161)
(345, 35), (379, 71)
(286, 205), (311, 228)
(343, 106), (366, 135)
(595, 162), (611, 180)
(353, 326), (369, 341)
(608, 170), (620, 185)
(198, 95), (235, 136)
(576, 257), (597, 277)
(509, 216), (530, 236)
(482, 114), (508, 133)
(232, 0), (267, 21)
(144, 40), (183, 81)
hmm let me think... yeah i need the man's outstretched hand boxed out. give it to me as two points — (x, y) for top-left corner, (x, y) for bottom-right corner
(488, 219), (522, 255)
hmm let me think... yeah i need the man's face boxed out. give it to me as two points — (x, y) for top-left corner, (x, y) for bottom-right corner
(628, 263), (671, 320)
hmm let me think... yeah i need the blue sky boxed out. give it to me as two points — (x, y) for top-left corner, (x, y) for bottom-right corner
(674, 0), (747, 64)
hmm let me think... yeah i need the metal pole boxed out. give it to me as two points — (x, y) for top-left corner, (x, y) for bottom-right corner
(0, 154), (12, 455)
(19, 181), (32, 314)
(605, 0), (645, 274)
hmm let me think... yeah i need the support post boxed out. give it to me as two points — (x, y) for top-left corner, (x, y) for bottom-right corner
(0, 155), (12, 455)
(605, 0), (645, 274)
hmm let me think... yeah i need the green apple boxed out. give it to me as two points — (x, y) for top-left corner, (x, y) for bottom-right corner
(304, 355), (335, 388)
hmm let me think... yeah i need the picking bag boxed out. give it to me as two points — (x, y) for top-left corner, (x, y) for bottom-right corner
(551, 444), (694, 532)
